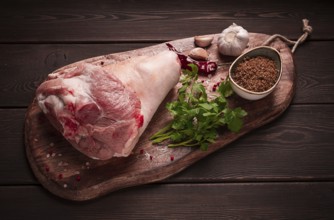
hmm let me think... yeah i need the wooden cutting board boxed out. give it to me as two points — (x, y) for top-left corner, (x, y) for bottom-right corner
(25, 33), (295, 201)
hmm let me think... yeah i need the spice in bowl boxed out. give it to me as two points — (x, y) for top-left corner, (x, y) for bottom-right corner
(233, 56), (280, 92)
(229, 46), (282, 100)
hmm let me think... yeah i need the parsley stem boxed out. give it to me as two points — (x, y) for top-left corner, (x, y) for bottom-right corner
(151, 135), (172, 144)
(168, 139), (197, 148)
(150, 123), (172, 140)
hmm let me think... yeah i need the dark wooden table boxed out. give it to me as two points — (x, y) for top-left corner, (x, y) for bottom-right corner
(1, 0), (334, 219)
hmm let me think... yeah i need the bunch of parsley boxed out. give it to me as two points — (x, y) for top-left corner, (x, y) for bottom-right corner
(150, 64), (247, 151)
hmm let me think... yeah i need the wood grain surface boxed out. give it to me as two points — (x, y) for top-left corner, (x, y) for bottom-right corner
(25, 33), (295, 201)
(1, 1), (332, 42)
(2, 183), (334, 219)
(2, 0), (334, 218)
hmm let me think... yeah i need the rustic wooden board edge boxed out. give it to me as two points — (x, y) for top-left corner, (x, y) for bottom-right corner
(24, 33), (296, 201)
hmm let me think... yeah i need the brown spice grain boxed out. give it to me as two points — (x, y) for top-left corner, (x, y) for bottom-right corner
(232, 56), (279, 92)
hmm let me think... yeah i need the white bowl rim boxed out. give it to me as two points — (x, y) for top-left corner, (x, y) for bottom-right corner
(228, 46), (283, 95)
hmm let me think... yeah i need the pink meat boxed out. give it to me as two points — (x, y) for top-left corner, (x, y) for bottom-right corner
(36, 51), (181, 160)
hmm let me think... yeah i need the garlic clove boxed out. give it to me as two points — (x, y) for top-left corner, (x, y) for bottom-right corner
(194, 35), (214, 48)
(188, 47), (208, 60)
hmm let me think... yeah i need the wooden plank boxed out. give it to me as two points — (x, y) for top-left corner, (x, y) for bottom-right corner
(1, 41), (334, 107)
(2, 104), (334, 185)
(0, 0), (329, 42)
(1, 182), (334, 219)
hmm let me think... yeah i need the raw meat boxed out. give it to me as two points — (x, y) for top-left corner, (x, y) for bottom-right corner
(36, 51), (181, 160)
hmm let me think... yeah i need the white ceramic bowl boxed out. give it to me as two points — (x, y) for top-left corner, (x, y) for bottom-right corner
(228, 46), (282, 100)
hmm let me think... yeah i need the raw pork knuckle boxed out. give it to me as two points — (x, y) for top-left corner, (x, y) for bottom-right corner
(36, 51), (181, 160)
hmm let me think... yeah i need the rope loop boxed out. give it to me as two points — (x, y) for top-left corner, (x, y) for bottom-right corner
(262, 19), (312, 53)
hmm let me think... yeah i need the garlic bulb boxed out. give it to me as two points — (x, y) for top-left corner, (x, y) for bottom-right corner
(218, 23), (249, 56)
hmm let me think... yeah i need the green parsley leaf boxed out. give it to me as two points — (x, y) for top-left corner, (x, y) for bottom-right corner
(150, 64), (247, 150)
